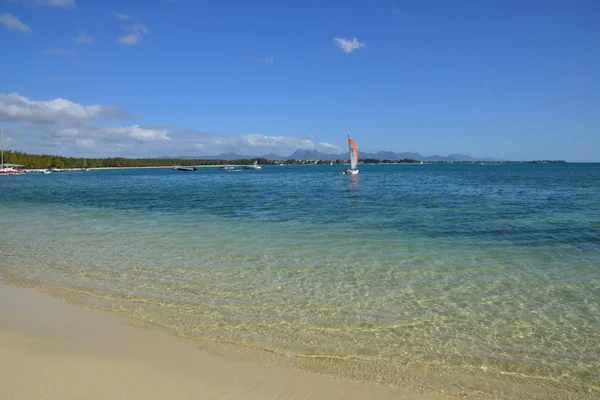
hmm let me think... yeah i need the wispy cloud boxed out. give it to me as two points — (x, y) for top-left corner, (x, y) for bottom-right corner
(1, 92), (345, 158)
(114, 13), (149, 45)
(123, 22), (149, 35)
(0, 92), (172, 156)
(118, 29), (148, 45)
(333, 37), (366, 54)
(35, 0), (75, 8)
(117, 32), (141, 45)
(44, 48), (72, 55)
(260, 56), (274, 64)
(73, 31), (94, 44)
(7, 0), (76, 8)
(0, 93), (128, 124)
(0, 13), (32, 33)
(113, 12), (135, 20)
(318, 142), (343, 151)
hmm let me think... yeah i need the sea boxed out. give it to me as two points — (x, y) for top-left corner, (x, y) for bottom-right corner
(1, 163), (599, 399)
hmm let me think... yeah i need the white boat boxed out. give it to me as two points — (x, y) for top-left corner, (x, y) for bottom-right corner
(0, 125), (24, 176)
(219, 166), (235, 170)
(243, 161), (262, 170)
(0, 164), (24, 175)
(343, 133), (359, 175)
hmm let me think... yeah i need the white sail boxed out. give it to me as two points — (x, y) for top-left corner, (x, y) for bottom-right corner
(348, 134), (358, 170)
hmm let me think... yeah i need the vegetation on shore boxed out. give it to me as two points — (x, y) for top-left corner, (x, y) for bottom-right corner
(2, 150), (566, 169)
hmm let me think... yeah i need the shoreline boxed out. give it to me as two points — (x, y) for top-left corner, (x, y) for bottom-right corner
(0, 282), (442, 400)
(22, 165), (233, 172)
(2, 277), (594, 400)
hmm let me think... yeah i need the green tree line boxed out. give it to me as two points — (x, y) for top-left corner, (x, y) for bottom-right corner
(2, 151), (276, 169)
(3, 150), (431, 169)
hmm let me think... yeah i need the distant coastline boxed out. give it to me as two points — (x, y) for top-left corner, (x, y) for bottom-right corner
(3, 150), (568, 171)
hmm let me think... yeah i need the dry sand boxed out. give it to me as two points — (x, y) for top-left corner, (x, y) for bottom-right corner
(0, 283), (444, 400)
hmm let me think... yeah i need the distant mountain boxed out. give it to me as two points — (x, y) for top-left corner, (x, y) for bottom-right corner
(262, 152), (289, 161)
(172, 149), (497, 162)
(288, 149), (338, 160)
(448, 153), (497, 162)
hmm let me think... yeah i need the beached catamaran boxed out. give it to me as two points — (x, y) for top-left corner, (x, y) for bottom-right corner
(343, 133), (359, 175)
(0, 125), (24, 176)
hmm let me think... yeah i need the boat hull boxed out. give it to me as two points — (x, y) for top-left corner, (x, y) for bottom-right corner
(0, 168), (24, 176)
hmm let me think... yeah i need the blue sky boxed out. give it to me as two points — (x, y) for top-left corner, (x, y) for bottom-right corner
(1, 0), (598, 161)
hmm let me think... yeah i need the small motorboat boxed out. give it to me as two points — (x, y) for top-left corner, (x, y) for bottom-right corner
(175, 166), (198, 171)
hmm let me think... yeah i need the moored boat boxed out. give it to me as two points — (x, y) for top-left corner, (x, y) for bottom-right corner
(243, 161), (262, 170)
(0, 125), (24, 176)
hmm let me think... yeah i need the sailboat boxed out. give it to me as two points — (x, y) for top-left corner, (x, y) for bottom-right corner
(343, 133), (359, 175)
(0, 125), (24, 176)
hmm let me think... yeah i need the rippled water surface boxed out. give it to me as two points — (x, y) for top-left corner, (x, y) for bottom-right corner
(1, 164), (599, 398)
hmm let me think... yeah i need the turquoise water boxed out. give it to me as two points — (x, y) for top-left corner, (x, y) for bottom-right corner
(1, 164), (599, 398)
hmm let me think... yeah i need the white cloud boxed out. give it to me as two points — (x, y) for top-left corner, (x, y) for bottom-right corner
(74, 32), (94, 44)
(1, 92), (347, 158)
(123, 22), (148, 34)
(333, 37), (366, 54)
(114, 13), (148, 45)
(317, 142), (343, 152)
(76, 138), (95, 147)
(109, 125), (170, 142)
(239, 134), (314, 150)
(113, 12), (134, 20)
(42, 122), (170, 143)
(0, 13), (32, 33)
(117, 32), (142, 45)
(166, 131), (325, 156)
(0, 93), (127, 123)
(260, 56), (274, 64)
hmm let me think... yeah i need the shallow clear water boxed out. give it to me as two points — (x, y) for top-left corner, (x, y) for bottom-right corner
(1, 164), (599, 398)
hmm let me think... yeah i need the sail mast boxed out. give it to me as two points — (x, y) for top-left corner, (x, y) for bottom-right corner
(1, 125), (4, 168)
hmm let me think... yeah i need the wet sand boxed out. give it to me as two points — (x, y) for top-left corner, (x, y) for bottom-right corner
(0, 283), (444, 400)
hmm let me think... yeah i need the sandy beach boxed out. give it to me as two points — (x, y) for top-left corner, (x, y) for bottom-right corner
(0, 283), (443, 400)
